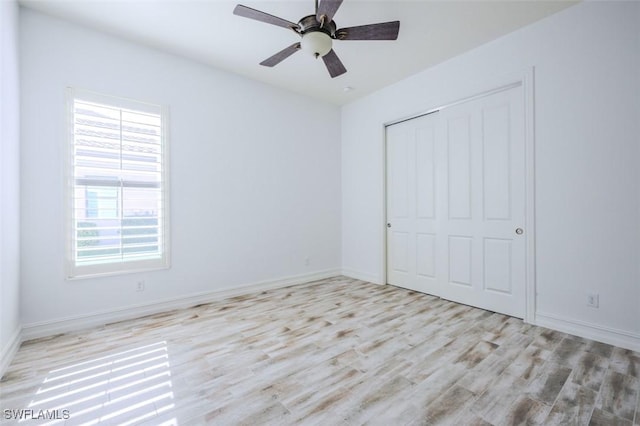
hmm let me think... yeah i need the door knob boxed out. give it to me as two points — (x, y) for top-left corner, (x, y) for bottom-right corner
(515, 228), (524, 235)
(387, 223), (392, 228)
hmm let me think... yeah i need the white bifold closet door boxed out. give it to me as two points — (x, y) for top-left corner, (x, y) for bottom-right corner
(386, 86), (526, 318)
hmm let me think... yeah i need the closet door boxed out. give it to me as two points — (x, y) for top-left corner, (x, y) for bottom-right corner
(386, 112), (440, 295)
(386, 86), (526, 318)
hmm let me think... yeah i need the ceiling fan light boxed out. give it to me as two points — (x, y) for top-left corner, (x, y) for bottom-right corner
(301, 31), (332, 58)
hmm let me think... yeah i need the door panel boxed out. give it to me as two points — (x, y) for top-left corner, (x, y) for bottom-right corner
(447, 115), (472, 220)
(386, 85), (526, 318)
(483, 104), (512, 221)
(391, 232), (409, 273)
(415, 127), (436, 219)
(390, 129), (409, 219)
(448, 236), (473, 286)
(416, 233), (436, 278)
(483, 238), (512, 294)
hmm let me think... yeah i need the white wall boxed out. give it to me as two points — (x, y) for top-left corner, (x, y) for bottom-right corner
(0, 0), (21, 374)
(19, 9), (341, 330)
(341, 1), (640, 349)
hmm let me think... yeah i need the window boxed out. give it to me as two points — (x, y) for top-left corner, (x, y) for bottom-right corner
(66, 88), (170, 278)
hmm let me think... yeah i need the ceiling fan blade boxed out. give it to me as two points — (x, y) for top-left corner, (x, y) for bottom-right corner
(260, 43), (301, 67)
(322, 49), (346, 78)
(336, 21), (400, 40)
(233, 4), (299, 30)
(316, 0), (343, 25)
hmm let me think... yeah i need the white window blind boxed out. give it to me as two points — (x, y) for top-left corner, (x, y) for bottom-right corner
(66, 88), (170, 279)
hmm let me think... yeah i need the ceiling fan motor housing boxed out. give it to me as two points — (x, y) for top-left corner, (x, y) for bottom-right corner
(298, 15), (337, 36)
(298, 15), (337, 58)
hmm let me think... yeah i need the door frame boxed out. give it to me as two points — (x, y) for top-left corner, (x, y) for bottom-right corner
(381, 68), (536, 324)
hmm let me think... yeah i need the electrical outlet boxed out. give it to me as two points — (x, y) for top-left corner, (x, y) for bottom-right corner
(136, 280), (145, 292)
(586, 292), (599, 308)
(305, 257), (310, 266)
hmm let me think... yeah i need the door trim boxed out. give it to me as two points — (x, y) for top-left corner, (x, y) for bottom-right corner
(382, 68), (536, 324)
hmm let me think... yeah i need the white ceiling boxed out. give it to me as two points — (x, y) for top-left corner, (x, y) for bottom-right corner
(19, 0), (578, 105)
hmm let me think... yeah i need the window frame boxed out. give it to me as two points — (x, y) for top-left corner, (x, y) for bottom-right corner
(65, 88), (171, 279)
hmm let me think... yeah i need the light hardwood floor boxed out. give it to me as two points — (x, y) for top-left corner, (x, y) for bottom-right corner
(1, 276), (639, 425)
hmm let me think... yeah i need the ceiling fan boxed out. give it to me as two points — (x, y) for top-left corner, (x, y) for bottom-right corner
(233, 0), (400, 78)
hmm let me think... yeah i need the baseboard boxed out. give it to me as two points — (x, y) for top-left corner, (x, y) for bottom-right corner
(341, 268), (382, 284)
(0, 326), (22, 379)
(535, 311), (640, 352)
(21, 269), (341, 341)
